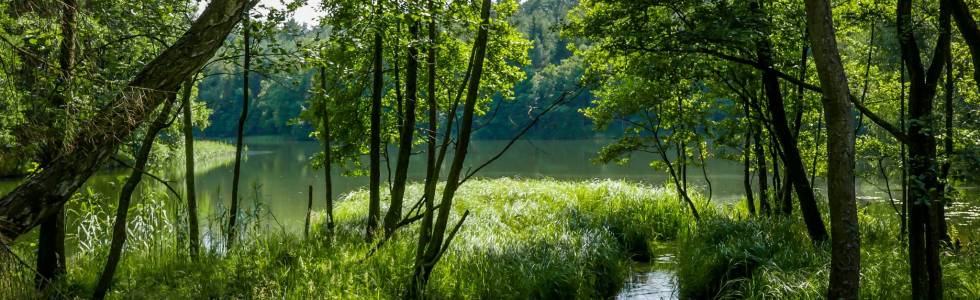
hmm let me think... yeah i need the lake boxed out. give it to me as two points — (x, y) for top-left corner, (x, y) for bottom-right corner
(2, 138), (978, 239)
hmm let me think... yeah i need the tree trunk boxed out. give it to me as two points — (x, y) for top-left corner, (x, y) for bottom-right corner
(417, 0), (438, 268)
(0, 0), (250, 242)
(937, 53), (954, 245)
(652, 125), (701, 221)
(752, 117), (769, 215)
(305, 185), (313, 238)
(900, 61), (909, 239)
(743, 100), (756, 216)
(803, 0), (860, 297)
(367, 0), (384, 242)
(783, 31), (809, 217)
(949, 0), (980, 93)
(319, 67), (335, 234)
(35, 207), (64, 289)
(409, 0), (491, 295)
(35, 0), (75, 288)
(180, 77), (200, 259)
(385, 16), (421, 237)
(752, 0), (826, 238)
(93, 94), (178, 300)
(898, 0), (950, 297)
(227, 11), (251, 250)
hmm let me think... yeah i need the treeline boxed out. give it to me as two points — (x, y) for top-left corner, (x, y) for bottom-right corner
(195, 0), (608, 140)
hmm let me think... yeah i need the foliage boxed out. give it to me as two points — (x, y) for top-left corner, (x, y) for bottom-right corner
(6, 178), (703, 299)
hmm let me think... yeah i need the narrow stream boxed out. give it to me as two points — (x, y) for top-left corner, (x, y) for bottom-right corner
(617, 254), (678, 300)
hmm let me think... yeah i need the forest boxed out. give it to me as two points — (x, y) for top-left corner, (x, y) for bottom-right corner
(0, 0), (979, 299)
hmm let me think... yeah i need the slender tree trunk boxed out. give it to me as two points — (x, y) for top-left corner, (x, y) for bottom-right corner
(803, 0), (860, 297)
(305, 185), (312, 238)
(409, 0), (491, 295)
(227, 12), (251, 250)
(770, 138), (781, 201)
(898, 0), (950, 297)
(697, 139), (712, 203)
(385, 14), (421, 236)
(779, 167), (792, 215)
(652, 123), (701, 221)
(752, 116), (769, 216)
(761, 64), (824, 228)
(36, 0), (75, 287)
(0, 0), (250, 242)
(180, 76), (200, 259)
(900, 61), (909, 239)
(416, 0), (438, 268)
(367, 0), (384, 242)
(743, 100), (756, 216)
(783, 31), (809, 217)
(937, 53), (954, 245)
(319, 67), (335, 234)
(753, 1), (826, 237)
(93, 94), (178, 300)
(678, 97), (688, 193)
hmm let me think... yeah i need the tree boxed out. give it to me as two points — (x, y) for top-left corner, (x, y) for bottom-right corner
(368, 0), (384, 241)
(35, 0), (76, 289)
(384, 3), (422, 236)
(0, 0), (251, 243)
(180, 75), (201, 259)
(802, 0), (860, 297)
(93, 92), (179, 300)
(897, 0), (951, 297)
(408, 0), (492, 295)
(227, 8), (251, 250)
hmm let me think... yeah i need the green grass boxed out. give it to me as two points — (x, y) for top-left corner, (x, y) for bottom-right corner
(675, 205), (980, 299)
(6, 178), (976, 299)
(6, 178), (702, 299)
(158, 140), (238, 174)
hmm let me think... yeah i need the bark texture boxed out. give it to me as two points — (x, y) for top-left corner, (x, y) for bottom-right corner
(802, 0), (860, 298)
(367, 0), (384, 241)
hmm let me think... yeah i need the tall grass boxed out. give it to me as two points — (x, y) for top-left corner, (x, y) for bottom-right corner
(6, 178), (703, 299)
(676, 205), (980, 299)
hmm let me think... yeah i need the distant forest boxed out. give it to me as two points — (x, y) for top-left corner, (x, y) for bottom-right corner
(198, 0), (605, 140)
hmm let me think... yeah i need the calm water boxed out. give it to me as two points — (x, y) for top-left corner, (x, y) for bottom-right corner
(1, 138), (977, 233)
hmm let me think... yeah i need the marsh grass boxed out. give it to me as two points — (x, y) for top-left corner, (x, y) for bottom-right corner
(676, 204), (980, 299)
(8, 177), (973, 299)
(6, 178), (702, 299)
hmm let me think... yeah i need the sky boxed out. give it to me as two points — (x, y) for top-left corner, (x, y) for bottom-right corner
(196, 0), (324, 26)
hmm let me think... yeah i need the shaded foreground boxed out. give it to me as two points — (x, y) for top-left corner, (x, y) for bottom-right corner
(2, 178), (978, 298)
